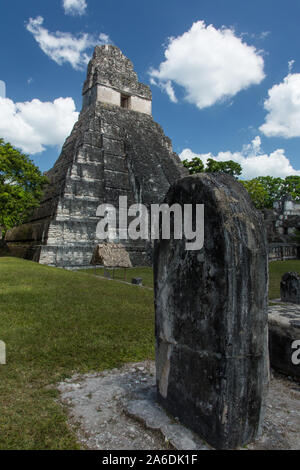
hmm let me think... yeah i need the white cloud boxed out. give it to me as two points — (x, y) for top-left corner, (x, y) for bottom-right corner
(0, 81), (6, 98)
(260, 73), (300, 138)
(0, 96), (79, 154)
(26, 16), (111, 71)
(180, 136), (300, 179)
(150, 78), (177, 103)
(288, 59), (295, 73)
(259, 31), (270, 40)
(149, 20), (265, 109)
(62, 0), (87, 16)
(99, 33), (110, 44)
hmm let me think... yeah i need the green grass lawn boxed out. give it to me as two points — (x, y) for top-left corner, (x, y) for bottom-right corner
(0, 257), (299, 449)
(0, 257), (154, 450)
(81, 266), (154, 288)
(82, 260), (300, 299)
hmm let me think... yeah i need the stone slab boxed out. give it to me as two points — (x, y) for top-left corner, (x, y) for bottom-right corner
(57, 361), (300, 450)
(269, 302), (300, 380)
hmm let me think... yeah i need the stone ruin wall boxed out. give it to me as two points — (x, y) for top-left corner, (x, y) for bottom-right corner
(263, 196), (300, 244)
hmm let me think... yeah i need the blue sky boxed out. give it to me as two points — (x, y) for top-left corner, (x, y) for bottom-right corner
(1, 0), (300, 179)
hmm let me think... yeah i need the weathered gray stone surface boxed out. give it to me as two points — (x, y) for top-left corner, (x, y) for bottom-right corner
(269, 301), (300, 380)
(0, 340), (6, 365)
(6, 45), (186, 267)
(154, 173), (269, 449)
(91, 243), (132, 268)
(57, 360), (300, 450)
(82, 45), (152, 111)
(262, 195), (300, 244)
(281, 272), (300, 304)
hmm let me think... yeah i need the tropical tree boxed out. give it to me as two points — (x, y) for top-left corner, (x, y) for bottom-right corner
(0, 138), (48, 237)
(242, 176), (300, 209)
(182, 157), (205, 174)
(254, 176), (283, 208)
(205, 158), (242, 176)
(182, 156), (242, 177)
(239, 179), (270, 209)
(282, 175), (300, 201)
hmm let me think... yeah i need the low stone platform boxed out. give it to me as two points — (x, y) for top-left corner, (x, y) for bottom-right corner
(57, 361), (300, 450)
(269, 301), (300, 380)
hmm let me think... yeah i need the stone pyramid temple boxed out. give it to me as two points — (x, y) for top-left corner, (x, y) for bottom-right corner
(6, 45), (186, 267)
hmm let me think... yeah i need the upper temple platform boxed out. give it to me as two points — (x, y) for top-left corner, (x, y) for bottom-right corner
(82, 45), (152, 115)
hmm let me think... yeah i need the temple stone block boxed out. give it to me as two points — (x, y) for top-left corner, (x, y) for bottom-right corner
(154, 173), (269, 449)
(97, 85), (121, 107)
(130, 95), (152, 115)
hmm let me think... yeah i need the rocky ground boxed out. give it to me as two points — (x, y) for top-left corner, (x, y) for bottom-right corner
(57, 361), (300, 451)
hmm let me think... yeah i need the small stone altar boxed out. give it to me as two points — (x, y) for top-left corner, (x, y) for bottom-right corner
(268, 302), (300, 380)
(281, 272), (300, 304)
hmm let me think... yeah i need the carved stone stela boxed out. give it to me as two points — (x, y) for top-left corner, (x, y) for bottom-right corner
(154, 173), (269, 449)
